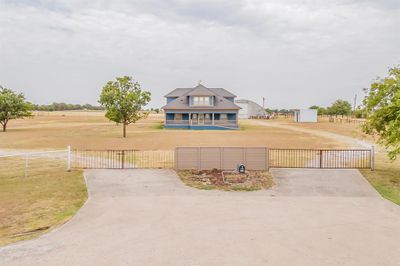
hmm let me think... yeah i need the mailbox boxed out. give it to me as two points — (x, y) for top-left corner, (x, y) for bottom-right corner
(237, 164), (246, 173)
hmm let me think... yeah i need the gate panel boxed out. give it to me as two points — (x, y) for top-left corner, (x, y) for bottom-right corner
(269, 149), (372, 169)
(72, 149), (174, 169)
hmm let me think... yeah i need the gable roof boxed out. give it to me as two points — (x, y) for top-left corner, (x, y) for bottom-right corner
(164, 85), (236, 98)
(187, 84), (215, 96)
(162, 85), (240, 110)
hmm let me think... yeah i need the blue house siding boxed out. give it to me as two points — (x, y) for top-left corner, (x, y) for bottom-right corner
(227, 113), (236, 120)
(165, 113), (189, 120)
(166, 113), (175, 120)
(164, 125), (238, 130)
(164, 112), (238, 130)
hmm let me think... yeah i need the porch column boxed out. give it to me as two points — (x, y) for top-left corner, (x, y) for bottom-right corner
(212, 113), (215, 125)
(189, 113), (192, 125)
(236, 112), (238, 126)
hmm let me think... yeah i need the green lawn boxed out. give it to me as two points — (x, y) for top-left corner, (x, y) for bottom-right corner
(0, 158), (87, 246)
(361, 153), (400, 205)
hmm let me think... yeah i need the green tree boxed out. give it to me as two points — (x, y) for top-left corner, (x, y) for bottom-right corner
(0, 87), (32, 132)
(362, 66), (400, 160)
(354, 107), (366, 119)
(99, 76), (151, 138)
(318, 107), (327, 115)
(309, 105), (327, 115)
(327, 100), (352, 116)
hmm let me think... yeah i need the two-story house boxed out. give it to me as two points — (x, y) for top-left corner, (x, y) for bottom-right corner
(161, 84), (241, 129)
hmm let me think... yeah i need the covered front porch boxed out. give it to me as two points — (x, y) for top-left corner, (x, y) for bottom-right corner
(165, 112), (238, 129)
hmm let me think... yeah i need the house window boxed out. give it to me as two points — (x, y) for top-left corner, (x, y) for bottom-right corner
(175, 113), (182, 120)
(192, 96), (212, 106)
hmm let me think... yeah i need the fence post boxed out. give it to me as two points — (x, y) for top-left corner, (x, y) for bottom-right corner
(319, 150), (323, 168)
(266, 147), (270, 171)
(67, 145), (71, 172)
(25, 153), (29, 177)
(121, 150), (125, 169)
(174, 148), (178, 170)
(371, 146), (375, 171)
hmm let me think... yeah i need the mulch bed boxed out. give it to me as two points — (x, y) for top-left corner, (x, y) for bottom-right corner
(178, 169), (273, 191)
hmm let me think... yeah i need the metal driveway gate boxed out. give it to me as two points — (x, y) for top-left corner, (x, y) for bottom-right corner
(72, 147), (374, 170)
(268, 148), (373, 169)
(72, 149), (174, 169)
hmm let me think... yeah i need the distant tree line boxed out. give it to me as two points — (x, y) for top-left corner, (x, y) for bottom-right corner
(146, 108), (161, 114)
(309, 99), (354, 117)
(265, 99), (359, 118)
(32, 102), (104, 111)
(264, 108), (296, 115)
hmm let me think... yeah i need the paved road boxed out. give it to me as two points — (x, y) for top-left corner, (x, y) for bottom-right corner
(1, 169), (400, 266)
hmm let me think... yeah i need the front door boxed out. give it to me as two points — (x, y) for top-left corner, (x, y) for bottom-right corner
(198, 114), (204, 125)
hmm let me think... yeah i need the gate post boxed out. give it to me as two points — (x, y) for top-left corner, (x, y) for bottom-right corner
(319, 150), (323, 168)
(121, 150), (125, 169)
(371, 146), (375, 171)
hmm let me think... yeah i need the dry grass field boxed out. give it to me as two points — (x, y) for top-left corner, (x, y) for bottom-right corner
(0, 157), (87, 246)
(0, 112), (346, 150)
(278, 117), (374, 143)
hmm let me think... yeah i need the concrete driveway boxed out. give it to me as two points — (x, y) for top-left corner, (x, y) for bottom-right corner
(1, 169), (400, 266)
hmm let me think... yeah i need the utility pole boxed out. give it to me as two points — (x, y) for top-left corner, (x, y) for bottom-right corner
(353, 94), (357, 117)
(263, 97), (265, 109)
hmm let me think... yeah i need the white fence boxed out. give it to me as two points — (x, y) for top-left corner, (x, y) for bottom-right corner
(0, 146), (71, 178)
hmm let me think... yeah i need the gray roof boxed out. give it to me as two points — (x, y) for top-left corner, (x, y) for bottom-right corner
(164, 85), (236, 98)
(162, 84), (240, 110)
(187, 85), (215, 96)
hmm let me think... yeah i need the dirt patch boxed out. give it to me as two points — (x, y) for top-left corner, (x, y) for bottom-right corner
(178, 169), (273, 191)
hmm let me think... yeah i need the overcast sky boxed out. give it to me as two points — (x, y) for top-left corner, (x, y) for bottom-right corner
(0, 0), (399, 109)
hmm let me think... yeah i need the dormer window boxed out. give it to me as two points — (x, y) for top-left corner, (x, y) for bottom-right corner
(192, 96), (213, 106)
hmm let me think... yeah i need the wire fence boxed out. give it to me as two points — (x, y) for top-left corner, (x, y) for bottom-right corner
(0, 149), (70, 179)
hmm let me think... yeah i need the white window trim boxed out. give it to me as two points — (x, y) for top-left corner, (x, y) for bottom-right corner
(191, 96), (213, 106)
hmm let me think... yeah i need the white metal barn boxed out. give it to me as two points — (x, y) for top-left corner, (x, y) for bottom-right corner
(294, 109), (318, 123)
(235, 99), (266, 119)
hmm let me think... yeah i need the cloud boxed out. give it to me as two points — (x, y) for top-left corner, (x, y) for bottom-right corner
(0, 0), (399, 108)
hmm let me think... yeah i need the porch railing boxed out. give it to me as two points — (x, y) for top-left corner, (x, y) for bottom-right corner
(166, 119), (238, 127)
(166, 120), (189, 125)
